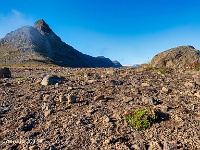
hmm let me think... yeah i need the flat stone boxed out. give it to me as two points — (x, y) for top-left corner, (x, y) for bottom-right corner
(141, 83), (150, 87)
(0, 106), (10, 114)
(162, 87), (169, 93)
(94, 95), (105, 101)
(159, 105), (169, 112)
(41, 75), (61, 85)
(44, 110), (52, 117)
(104, 115), (112, 123)
(142, 96), (158, 105)
(88, 80), (96, 84)
(29, 145), (39, 150)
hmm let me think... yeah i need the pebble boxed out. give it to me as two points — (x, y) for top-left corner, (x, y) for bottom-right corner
(44, 110), (52, 117)
(162, 87), (169, 93)
(141, 83), (150, 87)
(59, 95), (67, 102)
(194, 90), (200, 98)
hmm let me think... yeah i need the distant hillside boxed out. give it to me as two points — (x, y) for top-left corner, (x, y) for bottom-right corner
(0, 19), (122, 68)
(112, 60), (123, 68)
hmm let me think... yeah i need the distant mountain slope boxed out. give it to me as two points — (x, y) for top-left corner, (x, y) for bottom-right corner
(0, 19), (122, 67)
(112, 60), (123, 68)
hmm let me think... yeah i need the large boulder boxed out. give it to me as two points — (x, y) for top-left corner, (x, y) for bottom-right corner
(0, 67), (11, 78)
(150, 46), (200, 69)
(41, 75), (64, 85)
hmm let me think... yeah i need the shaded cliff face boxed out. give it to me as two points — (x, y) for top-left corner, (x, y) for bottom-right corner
(150, 46), (200, 69)
(0, 19), (121, 68)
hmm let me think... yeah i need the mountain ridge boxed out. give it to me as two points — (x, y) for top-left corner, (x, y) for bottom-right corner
(0, 19), (122, 68)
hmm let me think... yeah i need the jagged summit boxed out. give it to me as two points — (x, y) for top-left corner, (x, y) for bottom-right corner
(0, 19), (122, 67)
(34, 19), (53, 35)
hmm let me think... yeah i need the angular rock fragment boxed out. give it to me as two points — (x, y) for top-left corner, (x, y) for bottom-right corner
(44, 110), (52, 117)
(162, 87), (169, 93)
(68, 94), (76, 104)
(148, 141), (162, 150)
(163, 141), (177, 150)
(59, 95), (67, 102)
(194, 90), (200, 98)
(0, 106), (10, 114)
(142, 96), (159, 105)
(94, 95), (105, 101)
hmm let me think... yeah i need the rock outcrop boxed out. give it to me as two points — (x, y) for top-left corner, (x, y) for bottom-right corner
(150, 46), (200, 68)
(0, 19), (121, 68)
(0, 67), (11, 78)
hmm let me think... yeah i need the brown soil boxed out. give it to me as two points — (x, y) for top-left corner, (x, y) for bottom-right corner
(0, 67), (199, 150)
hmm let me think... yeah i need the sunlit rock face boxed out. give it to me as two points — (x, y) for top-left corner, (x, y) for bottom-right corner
(150, 46), (200, 69)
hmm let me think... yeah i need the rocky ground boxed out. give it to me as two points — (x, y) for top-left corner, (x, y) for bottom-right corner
(0, 67), (200, 150)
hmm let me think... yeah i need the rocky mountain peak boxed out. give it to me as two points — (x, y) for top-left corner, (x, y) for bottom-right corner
(0, 19), (122, 67)
(34, 19), (53, 35)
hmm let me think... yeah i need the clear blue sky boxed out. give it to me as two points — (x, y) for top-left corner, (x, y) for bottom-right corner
(1, 0), (200, 65)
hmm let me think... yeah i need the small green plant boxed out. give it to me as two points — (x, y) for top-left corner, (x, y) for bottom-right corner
(125, 107), (156, 130)
(15, 77), (31, 82)
(66, 73), (75, 77)
(76, 71), (84, 76)
(154, 68), (167, 74)
(177, 79), (183, 82)
(87, 72), (95, 76)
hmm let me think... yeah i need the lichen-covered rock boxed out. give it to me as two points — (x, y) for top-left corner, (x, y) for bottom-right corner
(41, 75), (62, 85)
(150, 46), (200, 69)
